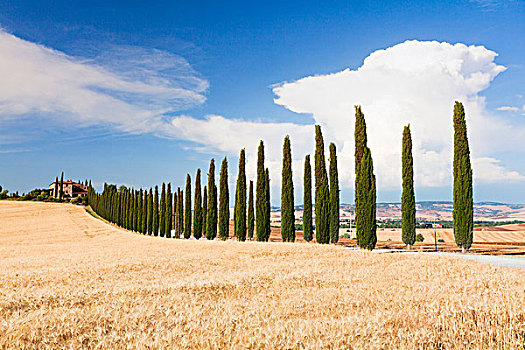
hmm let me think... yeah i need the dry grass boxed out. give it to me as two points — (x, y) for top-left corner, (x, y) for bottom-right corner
(1, 201), (524, 349)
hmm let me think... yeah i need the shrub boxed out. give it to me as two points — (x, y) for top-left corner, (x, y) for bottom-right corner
(415, 233), (424, 242)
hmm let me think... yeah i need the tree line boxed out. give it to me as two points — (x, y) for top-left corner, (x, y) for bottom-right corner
(87, 102), (473, 251)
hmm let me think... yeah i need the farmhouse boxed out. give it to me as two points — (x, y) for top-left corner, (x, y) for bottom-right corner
(48, 180), (88, 198)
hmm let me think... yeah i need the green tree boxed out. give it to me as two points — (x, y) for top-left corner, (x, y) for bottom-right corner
(185, 174), (192, 239)
(147, 188), (153, 234)
(401, 124), (416, 247)
(160, 183), (166, 237)
(247, 180), (254, 240)
(281, 136), (295, 242)
(314, 125), (330, 244)
(206, 159), (218, 240)
(354, 106), (377, 250)
(54, 176), (59, 197)
(329, 143), (340, 244)
(202, 186), (207, 236)
(453, 101), (474, 252)
(166, 183), (172, 238)
(234, 149), (247, 241)
(59, 172), (64, 200)
(303, 154), (313, 242)
(219, 157), (229, 240)
(194, 170), (203, 239)
(265, 168), (271, 240)
(178, 188), (184, 238)
(153, 185), (159, 236)
(172, 190), (177, 237)
(256, 141), (267, 241)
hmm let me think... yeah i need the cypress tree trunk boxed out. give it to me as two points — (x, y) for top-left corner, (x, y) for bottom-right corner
(219, 157), (229, 240)
(202, 186), (207, 237)
(247, 180), (254, 240)
(453, 101), (473, 252)
(147, 188), (153, 235)
(194, 170), (203, 239)
(401, 124), (416, 247)
(185, 174), (192, 239)
(303, 155), (313, 242)
(234, 149), (247, 241)
(160, 183), (166, 237)
(166, 183), (172, 238)
(265, 169), (271, 241)
(354, 106), (377, 250)
(153, 185), (159, 236)
(206, 159), (218, 240)
(256, 141), (266, 241)
(329, 143), (340, 244)
(281, 136), (295, 242)
(314, 125), (330, 244)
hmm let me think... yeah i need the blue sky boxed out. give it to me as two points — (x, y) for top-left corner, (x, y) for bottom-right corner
(0, 0), (524, 203)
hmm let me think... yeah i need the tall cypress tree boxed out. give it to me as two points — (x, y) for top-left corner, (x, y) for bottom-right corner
(153, 185), (159, 236)
(172, 191), (177, 237)
(256, 141), (266, 241)
(59, 172), (64, 200)
(354, 106), (377, 250)
(194, 170), (203, 239)
(219, 157), (229, 240)
(142, 189), (148, 234)
(265, 168), (271, 241)
(329, 143), (340, 244)
(401, 124), (416, 247)
(206, 159), (218, 240)
(54, 176), (59, 197)
(147, 188), (153, 235)
(303, 154), (313, 242)
(202, 186), (207, 237)
(160, 183), (166, 237)
(247, 180), (254, 240)
(185, 174), (192, 239)
(453, 101), (474, 252)
(138, 189), (143, 233)
(314, 125), (330, 244)
(281, 136), (295, 242)
(234, 149), (247, 241)
(166, 183), (172, 238)
(178, 188), (184, 238)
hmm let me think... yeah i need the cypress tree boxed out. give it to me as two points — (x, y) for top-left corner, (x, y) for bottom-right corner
(173, 191), (177, 237)
(178, 188), (184, 238)
(354, 106), (377, 250)
(135, 190), (140, 232)
(303, 155), (313, 242)
(234, 149), (247, 241)
(401, 124), (416, 247)
(166, 183), (172, 238)
(314, 125), (330, 244)
(247, 180), (254, 240)
(153, 185), (159, 236)
(139, 189), (145, 234)
(147, 188), (153, 234)
(184, 174), (192, 239)
(453, 101), (474, 252)
(281, 135), (295, 242)
(329, 143), (340, 244)
(59, 172), (64, 200)
(219, 157), (230, 240)
(265, 168), (271, 241)
(54, 176), (59, 197)
(194, 170), (203, 239)
(256, 141), (266, 241)
(202, 186), (207, 237)
(206, 159), (218, 240)
(160, 183), (166, 237)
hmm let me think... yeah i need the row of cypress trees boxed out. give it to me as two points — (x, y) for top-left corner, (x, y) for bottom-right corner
(88, 101), (472, 251)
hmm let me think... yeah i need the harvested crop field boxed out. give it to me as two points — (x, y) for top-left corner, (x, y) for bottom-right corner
(1, 201), (524, 349)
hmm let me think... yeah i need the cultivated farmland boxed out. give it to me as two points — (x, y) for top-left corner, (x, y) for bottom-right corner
(1, 201), (524, 349)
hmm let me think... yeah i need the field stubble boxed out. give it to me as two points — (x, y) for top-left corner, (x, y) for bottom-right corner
(0, 201), (524, 349)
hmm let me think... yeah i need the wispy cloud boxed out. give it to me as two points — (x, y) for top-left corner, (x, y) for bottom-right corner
(497, 106), (520, 111)
(0, 28), (208, 135)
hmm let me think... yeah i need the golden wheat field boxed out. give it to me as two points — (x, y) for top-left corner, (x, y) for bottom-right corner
(1, 201), (524, 349)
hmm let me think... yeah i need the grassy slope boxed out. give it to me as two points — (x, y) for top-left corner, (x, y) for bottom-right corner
(0, 201), (524, 349)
